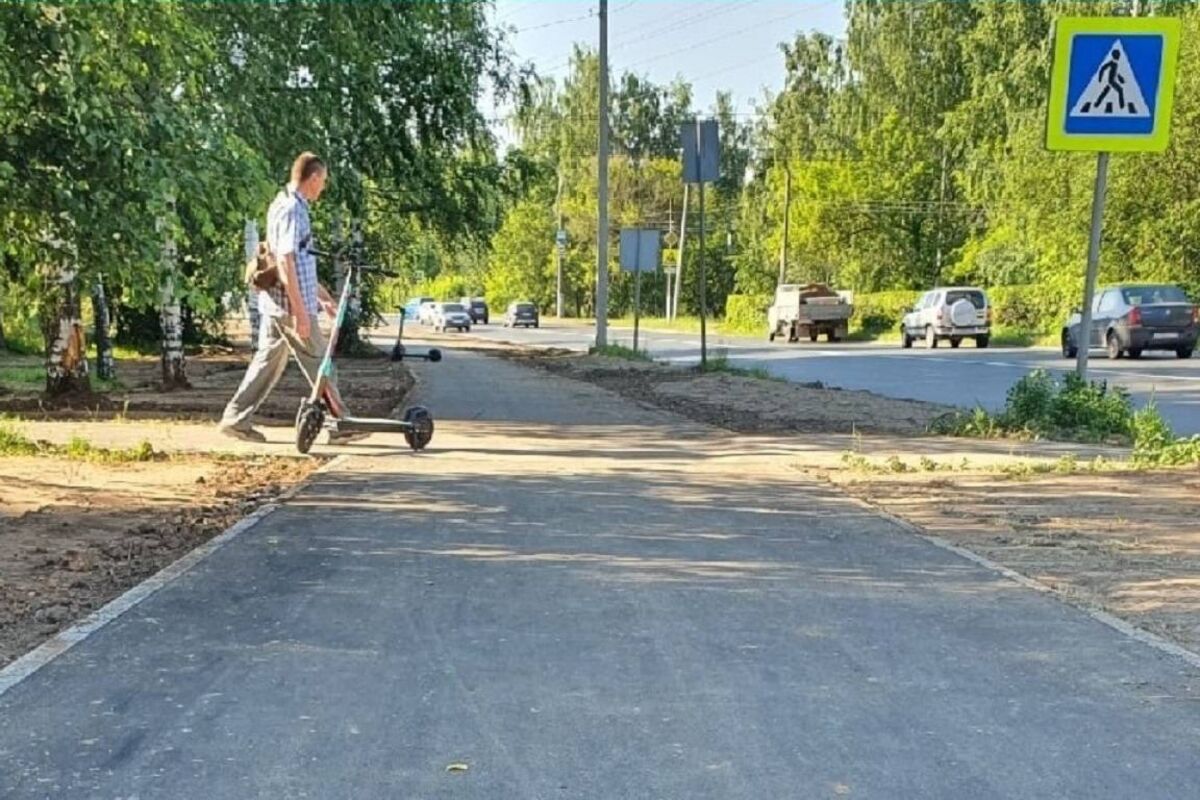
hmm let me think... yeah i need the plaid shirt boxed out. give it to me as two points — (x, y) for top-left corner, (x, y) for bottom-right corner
(258, 184), (319, 319)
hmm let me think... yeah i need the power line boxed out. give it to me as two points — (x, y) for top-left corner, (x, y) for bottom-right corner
(622, 7), (805, 71)
(511, 8), (597, 33)
(609, 0), (757, 52)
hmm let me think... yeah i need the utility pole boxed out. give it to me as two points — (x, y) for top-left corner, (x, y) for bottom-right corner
(594, 0), (610, 348)
(778, 162), (791, 286)
(673, 183), (688, 320)
(556, 167), (564, 319)
(695, 119), (708, 368)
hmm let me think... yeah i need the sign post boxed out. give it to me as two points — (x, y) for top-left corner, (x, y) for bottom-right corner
(1047, 16), (1180, 380)
(619, 228), (661, 353)
(680, 119), (720, 368)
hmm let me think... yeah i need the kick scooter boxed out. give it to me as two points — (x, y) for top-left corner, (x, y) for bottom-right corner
(390, 307), (441, 363)
(293, 250), (438, 455)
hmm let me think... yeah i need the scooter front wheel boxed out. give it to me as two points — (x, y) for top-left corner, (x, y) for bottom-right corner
(403, 406), (434, 451)
(295, 401), (325, 454)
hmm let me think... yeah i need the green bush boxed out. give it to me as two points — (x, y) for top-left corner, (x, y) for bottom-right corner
(723, 294), (771, 335)
(1131, 403), (1200, 467)
(933, 369), (1134, 442)
(850, 284), (1077, 340)
(852, 290), (921, 334)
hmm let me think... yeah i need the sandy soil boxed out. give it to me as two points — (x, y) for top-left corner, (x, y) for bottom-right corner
(827, 468), (1200, 653)
(0, 345), (411, 423)
(503, 349), (953, 437)
(0, 338), (413, 666)
(0, 455), (319, 666)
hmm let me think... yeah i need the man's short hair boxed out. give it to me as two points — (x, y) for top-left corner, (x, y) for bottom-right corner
(291, 152), (326, 184)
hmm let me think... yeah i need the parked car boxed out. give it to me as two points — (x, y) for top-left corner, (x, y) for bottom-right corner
(504, 301), (539, 328)
(431, 302), (472, 333)
(403, 296), (434, 321)
(901, 287), (991, 349)
(767, 283), (853, 343)
(460, 297), (490, 325)
(1062, 283), (1198, 360)
(417, 300), (440, 326)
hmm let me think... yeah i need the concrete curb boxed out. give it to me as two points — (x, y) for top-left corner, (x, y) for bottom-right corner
(850, 494), (1200, 672)
(0, 453), (350, 699)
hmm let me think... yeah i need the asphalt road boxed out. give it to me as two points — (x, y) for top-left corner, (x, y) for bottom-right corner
(440, 319), (1200, 434)
(2, 350), (1200, 797)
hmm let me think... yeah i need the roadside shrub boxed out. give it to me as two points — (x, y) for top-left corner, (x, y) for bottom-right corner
(852, 290), (920, 334)
(1131, 403), (1200, 467)
(723, 294), (771, 335)
(932, 369), (1134, 443)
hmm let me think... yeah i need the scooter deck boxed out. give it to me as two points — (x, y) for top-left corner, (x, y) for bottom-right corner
(329, 416), (417, 434)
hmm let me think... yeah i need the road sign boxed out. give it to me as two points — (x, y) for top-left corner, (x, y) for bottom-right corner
(1047, 17), (1181, 152)
(680, 119), (720, 183)
(619, 228), (660, 272)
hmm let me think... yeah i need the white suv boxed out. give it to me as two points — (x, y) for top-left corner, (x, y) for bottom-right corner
(901, 287), (991, 349)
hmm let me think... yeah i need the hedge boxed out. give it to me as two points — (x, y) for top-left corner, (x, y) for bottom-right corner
(723, 293), (771, 335)
(725, 284), (1078, 339)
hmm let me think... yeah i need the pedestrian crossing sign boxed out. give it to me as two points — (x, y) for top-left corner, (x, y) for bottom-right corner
(1047, 17), (1180, 152)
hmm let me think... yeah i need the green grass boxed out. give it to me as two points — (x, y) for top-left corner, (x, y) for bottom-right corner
(0, 363), (44, 391)
(0, 355), (123, 393)
(699, 353), (780, 381)
(0, 422), (157, 462)
(589, 343), (653, 361)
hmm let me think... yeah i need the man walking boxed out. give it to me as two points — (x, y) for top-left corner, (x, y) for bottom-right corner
(219, 152), (352, 442)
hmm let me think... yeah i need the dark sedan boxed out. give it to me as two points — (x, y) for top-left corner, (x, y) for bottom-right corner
(1062, 284), (1198, 360)
(504, 301), (539, 328)
(460, 297), (489, 324)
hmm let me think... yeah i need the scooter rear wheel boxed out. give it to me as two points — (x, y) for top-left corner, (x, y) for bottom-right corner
(403, 406), (434, 451)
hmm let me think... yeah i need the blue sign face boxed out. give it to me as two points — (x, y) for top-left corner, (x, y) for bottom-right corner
(1064, 34), (1164, 136)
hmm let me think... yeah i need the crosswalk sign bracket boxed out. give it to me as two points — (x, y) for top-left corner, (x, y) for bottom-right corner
(1047, 17), (1180, 153)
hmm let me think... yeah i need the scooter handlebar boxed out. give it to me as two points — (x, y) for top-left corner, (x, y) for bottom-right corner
(305, 248), (397, 278)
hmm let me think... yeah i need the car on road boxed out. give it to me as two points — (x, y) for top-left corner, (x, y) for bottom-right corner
(901, 287), (991, 349)
(403, 296), (434, 321)
(504, 301), (539, 328)
(1062, 283), (1198, 360)
(460, 297), (490, 325)
(417, 300), (440, 326)
(431, 302), (472, 333)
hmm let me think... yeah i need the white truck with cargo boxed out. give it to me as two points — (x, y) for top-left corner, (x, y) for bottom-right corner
(767, 283), (854, 343)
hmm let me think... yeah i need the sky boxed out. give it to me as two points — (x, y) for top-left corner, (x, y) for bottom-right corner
(486, 0), (847, 136)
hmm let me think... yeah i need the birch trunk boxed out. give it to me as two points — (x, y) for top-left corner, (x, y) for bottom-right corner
(91, 274), (115, 381)
(0, 304), (7, 352)
(159, 211), (189, 390)
(43, 257), (90, 397)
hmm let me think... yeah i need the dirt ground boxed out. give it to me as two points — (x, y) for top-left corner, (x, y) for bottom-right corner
(0, 344), (411, 422)
(0, 339), (412, 666)
(0, 454), (319, 666)
(484, 343), (1200, 655)
(501, 348), (953, 436)
(826, 468), (1200, 653)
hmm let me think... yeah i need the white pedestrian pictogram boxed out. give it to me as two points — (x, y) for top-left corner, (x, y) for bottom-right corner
(1070, 40), (1150, 118)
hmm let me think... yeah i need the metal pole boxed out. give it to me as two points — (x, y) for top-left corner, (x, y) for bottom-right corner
(673, 183), (688, 321)
(779, 162), (791, 286)
(556, 168), (564, 319)
(595, 0), (610, 348)
(634, 258), (642, 352)
(1076, 151), (1110, 381)
(695, 120), (707, 368)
